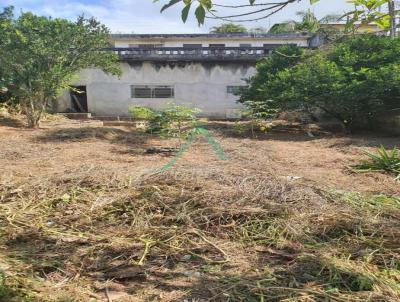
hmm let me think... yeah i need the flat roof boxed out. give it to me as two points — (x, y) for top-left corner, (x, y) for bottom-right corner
(110, 33), (311, 39)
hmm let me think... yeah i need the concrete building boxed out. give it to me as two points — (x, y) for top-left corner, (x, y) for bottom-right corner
(321, 22), (383, 33)
(58, 33), (312, 118)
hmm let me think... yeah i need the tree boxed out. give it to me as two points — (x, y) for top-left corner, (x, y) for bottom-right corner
(157, 0), (397, 37)
(210, 23), (247, 33)
(0, 7), (121, 127)
(268, 10), (341, 34)
(158, 0), (321, 25)
(268, 21), (297, 34)
(344, 0), (399, 38)
(0, 6), (13, 97)
(240, 35), (400, 132)
(240, 44), (304, 105)
(294, 9), (322, 33)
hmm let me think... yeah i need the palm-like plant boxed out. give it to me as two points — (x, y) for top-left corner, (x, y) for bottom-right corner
(210, 23), (247, 33)
(294, 10), (321, 33)
(355, 146), (400, 181)
(268, 10), (341, 34)
(268, 21), (297, 34)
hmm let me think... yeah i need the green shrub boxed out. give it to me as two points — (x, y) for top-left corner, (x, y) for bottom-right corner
(128, 103), (201, 138)
(240, 99), (278, 138)
(355, 146), (400, 180)
(159, 103), (201, 137)
(240, 35), (400, 132)
(128, 106), (156, 120)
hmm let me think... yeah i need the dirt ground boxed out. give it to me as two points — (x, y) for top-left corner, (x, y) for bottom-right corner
(1, 120), (398, 195)
(0, 117), (399, 302)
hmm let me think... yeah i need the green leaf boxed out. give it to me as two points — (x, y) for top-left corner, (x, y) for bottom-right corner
(181, 3), (191, 23)
(199, 0), (213, 9)
(195, 5), (206, 25)
(160, 0), (182, 13)
(310, 0), (320, 4)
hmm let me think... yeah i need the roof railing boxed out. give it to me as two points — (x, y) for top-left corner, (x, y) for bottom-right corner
(102, 46), (283, 62)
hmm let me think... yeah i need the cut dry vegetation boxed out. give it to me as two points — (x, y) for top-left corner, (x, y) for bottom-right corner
(0, 119), (399, 301)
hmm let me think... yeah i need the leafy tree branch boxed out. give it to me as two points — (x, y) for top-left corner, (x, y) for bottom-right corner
(0, 7), (121, 127)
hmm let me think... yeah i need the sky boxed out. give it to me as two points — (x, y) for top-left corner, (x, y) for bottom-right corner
(0, 0), (355, 33)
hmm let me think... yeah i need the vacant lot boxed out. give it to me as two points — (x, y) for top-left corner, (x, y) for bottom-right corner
(0, 118), (399, 302)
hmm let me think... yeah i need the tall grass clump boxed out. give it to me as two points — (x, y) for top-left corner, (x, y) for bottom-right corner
(355, 146), (400, 180)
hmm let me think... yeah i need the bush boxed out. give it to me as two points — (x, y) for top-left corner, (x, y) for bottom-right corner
(128, 106), (156, 120)
(128, 103), (201, 137)
(240, 35), (400, 132)
(159, 103), (201, 137)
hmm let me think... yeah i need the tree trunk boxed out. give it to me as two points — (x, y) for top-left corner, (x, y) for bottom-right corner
(24, 97), (44, 128)
(316, 105), (351, 133)
(388, 0), (397, 39)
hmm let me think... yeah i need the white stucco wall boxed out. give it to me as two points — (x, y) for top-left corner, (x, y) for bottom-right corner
(58, 35), (311, 118)
(58, 62), (256, 118)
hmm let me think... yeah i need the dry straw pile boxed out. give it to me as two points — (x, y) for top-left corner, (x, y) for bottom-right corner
(0, 163), (399, 301)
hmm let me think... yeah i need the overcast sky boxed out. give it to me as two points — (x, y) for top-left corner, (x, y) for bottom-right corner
(0, 0), (355, 33)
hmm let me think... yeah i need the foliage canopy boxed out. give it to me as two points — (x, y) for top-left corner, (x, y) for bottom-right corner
(240, 35), (400, 131)
(0, 6), (121, 127)
(158, 0), (397, 38)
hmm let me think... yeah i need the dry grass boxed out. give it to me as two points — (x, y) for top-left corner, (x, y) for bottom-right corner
(0, 120), (399, 301)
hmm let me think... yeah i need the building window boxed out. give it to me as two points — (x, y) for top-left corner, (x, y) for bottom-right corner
(239, 44), (252, 47)
(132, 86), (152, 98)
(154, 87), (174, 98)
(183, 44), (202, 48)
(131, 85), (174, 98)
(227, 86), (245, 95)
(263, 44), (282, 48)
(209, 44), (225, 48)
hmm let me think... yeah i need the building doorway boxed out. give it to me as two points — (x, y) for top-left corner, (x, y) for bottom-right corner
(70, 86), (88, 113)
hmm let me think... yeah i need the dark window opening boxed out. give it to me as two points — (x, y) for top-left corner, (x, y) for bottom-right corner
(239, 44), (252, 54)
(70, 86), (88, 113)
(263, 44), (282, 48)
(132, 86), (152, 98)
(209, 44), (225, 55)
(209, 44), (225, 48)
(183, 44), (202, 48)
(154, 87), (174, 98)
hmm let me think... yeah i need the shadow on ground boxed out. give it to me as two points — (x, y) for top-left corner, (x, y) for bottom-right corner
(0, 116), (25, 128)
(205, 121), (399, 148)
(34, 126), (156, 153)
